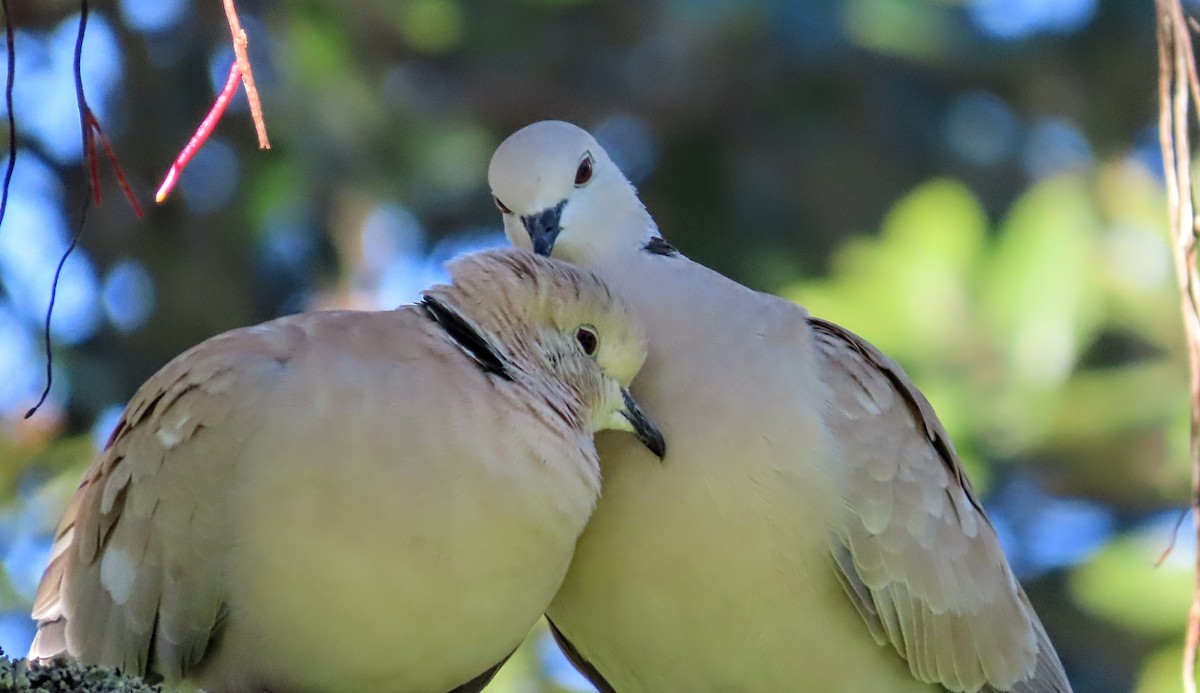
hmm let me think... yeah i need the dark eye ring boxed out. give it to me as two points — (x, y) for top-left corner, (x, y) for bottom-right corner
(575, 154), (594, 187)
(575, 325), (599, 356)
(494, 196), (512, 214)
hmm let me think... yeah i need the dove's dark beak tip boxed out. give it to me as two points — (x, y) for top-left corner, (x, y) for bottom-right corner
(621, 389), (666, 461)
(522, 201), (566, 257)
(531, 233), (558, 258)
(643, 427), (667, 460)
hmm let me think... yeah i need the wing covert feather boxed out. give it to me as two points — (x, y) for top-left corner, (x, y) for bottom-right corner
(810, 318), (1070, 693)
(30, 322), (304, 680)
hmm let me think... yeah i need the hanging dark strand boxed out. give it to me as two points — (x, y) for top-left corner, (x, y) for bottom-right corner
(26, 195), (89, 418)
(73, 1), (88, 152)
(0, 0), (16, 230)
(26, 0), (90, 419)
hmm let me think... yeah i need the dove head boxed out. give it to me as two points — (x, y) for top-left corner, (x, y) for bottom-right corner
(488, 121), (656, 264)
(423, 249), (664, 458)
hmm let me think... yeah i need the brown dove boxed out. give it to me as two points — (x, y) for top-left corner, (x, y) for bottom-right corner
(29, 248), (665, 693)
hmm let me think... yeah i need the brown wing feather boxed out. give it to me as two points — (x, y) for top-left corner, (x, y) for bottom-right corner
(810, 317), (1071, 693)
(30, 321), (305, 681)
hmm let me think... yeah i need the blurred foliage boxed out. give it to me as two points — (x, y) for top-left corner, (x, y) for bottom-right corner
(792, 165), (1185, 503)
(0, 0), (1189, 691)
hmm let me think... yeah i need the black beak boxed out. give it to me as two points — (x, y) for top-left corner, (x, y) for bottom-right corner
(620, 388), (666, 460)
(521, 201), (565, 257)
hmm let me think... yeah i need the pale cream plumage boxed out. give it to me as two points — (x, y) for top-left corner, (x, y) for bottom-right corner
(488, 121), (1071, 692)
(29, 248), (664, 693)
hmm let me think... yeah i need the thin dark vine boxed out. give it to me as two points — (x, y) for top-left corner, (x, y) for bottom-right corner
(26, 0), (92, 419)
(0, 0), (16, 232)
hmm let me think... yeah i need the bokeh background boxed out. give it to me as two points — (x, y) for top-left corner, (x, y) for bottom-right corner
(0, 0), (1187, 690)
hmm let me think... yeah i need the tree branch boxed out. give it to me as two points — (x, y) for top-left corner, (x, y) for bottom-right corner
(155, 0), (269, 204)
(1155, 1), (1200, 690)
(223, 0), (269, 150)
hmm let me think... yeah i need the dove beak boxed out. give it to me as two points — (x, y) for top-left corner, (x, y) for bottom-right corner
(522, 201), (565, 257)
(620, 388), (666, 460)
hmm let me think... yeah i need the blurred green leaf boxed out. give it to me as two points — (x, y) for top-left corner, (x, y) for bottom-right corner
(843, 0), (951, 62)
(789, 178), (986, 365)
(399, 0), (465, 54)
(1135, 641), (1188, 693)
(1070, 527), (1190, 638)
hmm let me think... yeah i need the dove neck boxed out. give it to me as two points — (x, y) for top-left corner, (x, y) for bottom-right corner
(554, 195), (658, 268)
(419, 295), (515, 381)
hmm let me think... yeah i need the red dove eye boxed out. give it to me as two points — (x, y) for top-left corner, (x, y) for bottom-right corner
(575, 154), (594, 187)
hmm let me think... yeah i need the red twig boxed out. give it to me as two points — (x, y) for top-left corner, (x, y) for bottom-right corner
(223, 0), (269, 149)
(155, 0), (269, 204)
(69, 1), (142, 217)
(76, 109), (144, 218)
(87, 110), (143, 218)
(155, 63), (239, 203)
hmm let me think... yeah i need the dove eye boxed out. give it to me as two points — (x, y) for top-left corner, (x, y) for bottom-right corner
(493, 196), (512, 214)
(575, 154), (594, 187)
(575, 325), (599, 356)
